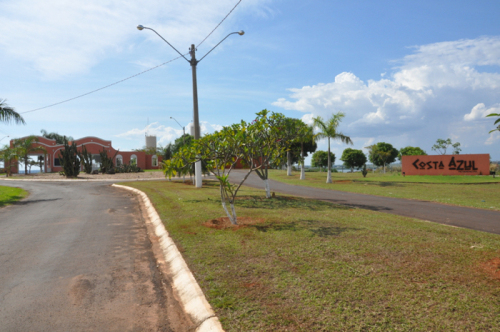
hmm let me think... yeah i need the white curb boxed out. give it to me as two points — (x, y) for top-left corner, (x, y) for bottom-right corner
(112, 184), (224, 332)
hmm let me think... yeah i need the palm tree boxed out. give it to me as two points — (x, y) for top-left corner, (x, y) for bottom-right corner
(13, 136), (46, 175)
(0, 99), (25, 125)
(313, 112), (353, 183)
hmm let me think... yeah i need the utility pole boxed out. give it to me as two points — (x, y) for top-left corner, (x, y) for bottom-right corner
(189, 44), (202, 187)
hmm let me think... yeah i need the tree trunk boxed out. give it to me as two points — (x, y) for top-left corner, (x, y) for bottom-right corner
(300, 143), (305, 180)
(326, 138), (332, 183)
(287, 151), (292, 176)
(220, 191), (237, 225)
(264, 179), (271, 198)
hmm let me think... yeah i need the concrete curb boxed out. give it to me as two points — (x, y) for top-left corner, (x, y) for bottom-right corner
(112, 184), (224, 332)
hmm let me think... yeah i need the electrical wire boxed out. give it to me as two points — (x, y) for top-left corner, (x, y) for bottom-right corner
(20, 56), (183, 115)
(20, 0), (244, 115)
(197, 0), (242, 48)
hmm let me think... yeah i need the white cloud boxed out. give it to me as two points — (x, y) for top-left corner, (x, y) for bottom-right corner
(273, 36), (500, 155)
(485, 131), (500, 145)
(0, 0), (272, 78)
(464, 103), (500, 121)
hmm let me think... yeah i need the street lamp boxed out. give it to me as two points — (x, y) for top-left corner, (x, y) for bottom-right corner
(170, 116), (185, 145)
(0, 135), (9, 143)
(137, 25), (244, 188)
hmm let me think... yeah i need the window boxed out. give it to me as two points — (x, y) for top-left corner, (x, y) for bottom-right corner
(116, 154), (123, 166)
(54, 158), (61, 166)
(152, 155), (158, 167)
(130, 154), (137, 166)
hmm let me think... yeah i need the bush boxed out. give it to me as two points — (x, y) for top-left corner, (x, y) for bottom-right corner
(115, 163), (143, 173)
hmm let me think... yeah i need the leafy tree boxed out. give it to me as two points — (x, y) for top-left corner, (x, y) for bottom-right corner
(398, 146), (427, 160)
(40, 129), (73, 144)
(282, 118), (309, 176)
(165, 124), (258, 224)
(366, 142), (398, 173)
(160, 143), (175, 160)
(311, 150), (335, 169)
(59, 139), (81, 178)
(313, 112), (352, 183)
(244, 110), (301, 198)
(340, 148), (367, 172)
(431, 138), (461, 155)
(290, 125), (317, 180)
(0, 99), (25, 125)
(0, 146), (17, 177)
(13, 136), (46, 175)
(173, 134), (194, 154)
(486, 113), (500, 133)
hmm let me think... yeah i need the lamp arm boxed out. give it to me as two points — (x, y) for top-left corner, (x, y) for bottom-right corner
(198, 32), (240, 63)
(144, 27), (190, 63)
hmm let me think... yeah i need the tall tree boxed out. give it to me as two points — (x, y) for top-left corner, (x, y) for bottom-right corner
(40, 129), (73, 144)
(244, 110), (299, 198)
(292, 124), (317, 180)
(13, 136), (46, 175)
(313, 112), (353, 183)
(366, 142), (398, 173)
(311, 150), (335, 169)
(340, 148), (367, 172)
(0, 99), (25, 125)
(398, 146), (427, 160)
(431, 138), (461, 155)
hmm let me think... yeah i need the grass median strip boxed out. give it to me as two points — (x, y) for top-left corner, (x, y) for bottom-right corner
(124, 180), (500, 331)
(0, 185), (28, 208)
(269, 170), (500, 210)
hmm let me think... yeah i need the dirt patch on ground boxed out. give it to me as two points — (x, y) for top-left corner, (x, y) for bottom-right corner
(334, 180), (352, 184)
(203, 217), (265, 230)
(480, 258), (500, 280)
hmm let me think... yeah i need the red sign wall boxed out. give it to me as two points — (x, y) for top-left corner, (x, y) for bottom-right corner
(401, 154), (490, 176)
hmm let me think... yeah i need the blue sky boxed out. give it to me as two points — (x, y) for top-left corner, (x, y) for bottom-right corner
(1, 0), (500, 164)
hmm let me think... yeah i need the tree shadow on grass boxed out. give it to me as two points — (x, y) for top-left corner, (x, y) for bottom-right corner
(369, 182), (404, 187)
(250, 219), (362, 238)
(235, 195), (350, 211)
(0, 195), (26, 208)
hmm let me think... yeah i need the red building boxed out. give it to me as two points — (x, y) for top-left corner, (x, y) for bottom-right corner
(9, 136), (162, 173)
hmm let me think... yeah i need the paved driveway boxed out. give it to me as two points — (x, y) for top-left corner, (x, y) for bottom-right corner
(0, 180), (184, 332)
(229, 170), (500, 235)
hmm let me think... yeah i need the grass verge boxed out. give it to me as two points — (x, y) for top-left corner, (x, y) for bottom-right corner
(123, 180), (500, 331)
(269, 170), (500, 211)
(0, 185), (28, 208)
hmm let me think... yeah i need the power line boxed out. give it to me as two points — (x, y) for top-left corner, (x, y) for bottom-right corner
(20, 0), (244, 115)
(20, 56), (183, 115)
(197, 0), (242, 48)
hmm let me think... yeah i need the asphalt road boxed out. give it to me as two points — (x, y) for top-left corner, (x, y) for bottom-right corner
(229, 170), (500, 235)
(0, 181), (185, 332)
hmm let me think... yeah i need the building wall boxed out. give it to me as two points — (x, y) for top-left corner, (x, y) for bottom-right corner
(10, 136), (162, 173)
(401, 154), (490, 176)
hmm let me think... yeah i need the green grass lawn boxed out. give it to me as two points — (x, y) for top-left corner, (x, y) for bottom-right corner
(0, 185), (28, 208)
(123, 180), (500, 331)
(268, 170), (500, 211)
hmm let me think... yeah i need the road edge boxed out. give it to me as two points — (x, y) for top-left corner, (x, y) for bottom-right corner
(112, 184), (224, 332)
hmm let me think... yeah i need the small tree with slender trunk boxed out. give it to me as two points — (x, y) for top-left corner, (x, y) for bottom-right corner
(13, 136), (46, 175)
(313, 112), (353, 183)
(0, 146), (17, 177)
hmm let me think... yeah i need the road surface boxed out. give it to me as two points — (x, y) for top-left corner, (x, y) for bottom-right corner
(0, 180), (186, 332)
